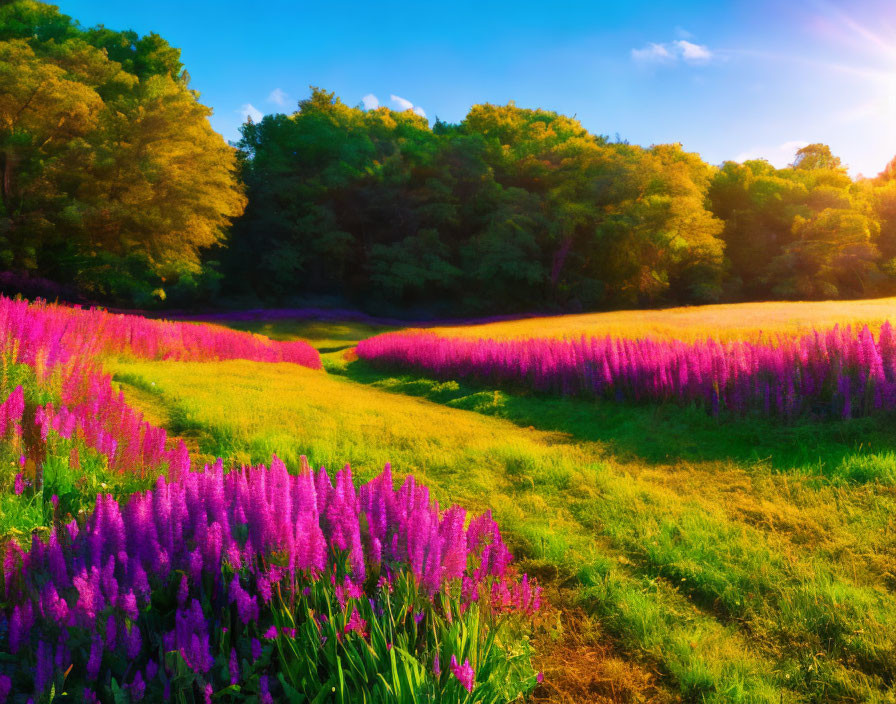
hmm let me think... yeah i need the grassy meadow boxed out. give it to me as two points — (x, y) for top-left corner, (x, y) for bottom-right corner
(197, 318), (398, 351)
(9, 3), (896, 700)
(101, 299), (896, 703)
(426, 297), (896, 342)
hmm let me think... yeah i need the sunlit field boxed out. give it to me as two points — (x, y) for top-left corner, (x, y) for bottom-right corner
(109, 296), (896, 703)
(11, 0), (896, 701)
(4, 296), (896, 702)
(0, 298), (542, 702)
(196, 318), (398, 351)
(427, 297), (896, 342)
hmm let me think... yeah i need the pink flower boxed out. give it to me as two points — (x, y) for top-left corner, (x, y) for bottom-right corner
(343, 610), (367, 638)
(450, 655), (475, 692)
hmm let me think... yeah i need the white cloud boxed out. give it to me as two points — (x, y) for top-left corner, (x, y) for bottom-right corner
(267, 88), (287, 106)
(361, 93), (380, 110)
(674, 40), (712, 62)
(631, 42), (675, 63)
(390, 94), (415, 111)
(389, 94), (427, 119)
(239, 103), (263, 123)
(632, 38), (714, 65)
(734, 140), (810, 168)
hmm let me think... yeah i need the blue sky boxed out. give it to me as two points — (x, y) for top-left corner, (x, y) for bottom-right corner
(59, 0), (896, 176)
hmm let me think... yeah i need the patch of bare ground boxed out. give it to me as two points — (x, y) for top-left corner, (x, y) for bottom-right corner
(530, 595), (674, 704)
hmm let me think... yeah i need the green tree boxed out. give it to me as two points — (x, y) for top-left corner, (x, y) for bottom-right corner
(767, 209), (881, 298)
(0, 1), (245, 304)
(791, 143), (846, 172)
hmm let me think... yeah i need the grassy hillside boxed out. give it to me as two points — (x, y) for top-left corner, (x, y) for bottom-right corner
(109, 340), (896, 702)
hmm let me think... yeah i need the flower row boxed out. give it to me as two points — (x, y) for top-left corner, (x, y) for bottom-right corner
(356, 323), (896, 418)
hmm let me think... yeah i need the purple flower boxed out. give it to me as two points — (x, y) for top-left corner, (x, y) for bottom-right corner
(251, 638), (262, 662)
(9, 602), (33, 654)
(120, 590), (139, 620)
(433, 654), (441, 676)
(130, 671), (146, 701)
(105, 614), (118, 650)
(87, 635), (103, 680)
(35, 640), (53, 695)
(228, 574), (259, 625)
(177, 574), (189, 606)
(13, 473), (23, 496)
(176, 600), (213, 674)
(125, 623), (142, 659)
(0, 675), (10, 703)
(259, 675), (274, 704)
(229, 649), (240, 685)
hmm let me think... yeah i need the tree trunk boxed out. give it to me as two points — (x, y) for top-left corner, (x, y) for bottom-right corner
(0, 148), (16, 215)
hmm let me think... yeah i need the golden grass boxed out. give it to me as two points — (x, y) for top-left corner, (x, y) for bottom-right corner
(428, 297), (896, 342)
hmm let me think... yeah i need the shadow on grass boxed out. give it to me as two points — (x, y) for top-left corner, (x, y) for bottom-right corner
(332, 358), (896, 484)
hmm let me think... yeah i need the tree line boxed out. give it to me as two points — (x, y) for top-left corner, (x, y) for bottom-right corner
(4, 1), (896, 315)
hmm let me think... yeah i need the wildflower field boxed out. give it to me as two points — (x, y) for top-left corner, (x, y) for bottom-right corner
(0, 297), (542, 703)
(3, 296), (896, 703)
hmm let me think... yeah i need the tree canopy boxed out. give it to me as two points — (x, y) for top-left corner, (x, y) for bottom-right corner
(5, 2), (896, 314)
(0, 0), (245, 305)
(226, 90), (731, 313)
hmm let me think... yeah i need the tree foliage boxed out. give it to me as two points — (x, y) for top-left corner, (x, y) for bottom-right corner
(229, 88), (896, 313)
(6, 2), (896, 313)
(708, 150), (895, 301)
(0, 1), (245, 304)
(227, 91), (729, 313)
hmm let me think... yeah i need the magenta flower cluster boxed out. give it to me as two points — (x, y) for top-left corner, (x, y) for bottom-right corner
(35, 369), (191, 479)
(450, 654), (475, 692)
(0, 295), (321, 370)
(0, 295), (544, 700)
(0, 385), (23, 439)
(1, 457), (538, 700)
(0, 293), (320, 482)
(357, 324), (896, 418)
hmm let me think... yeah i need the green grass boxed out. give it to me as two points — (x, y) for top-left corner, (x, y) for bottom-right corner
(109, 353), (896, 703)
(198, 318), (398, 351)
